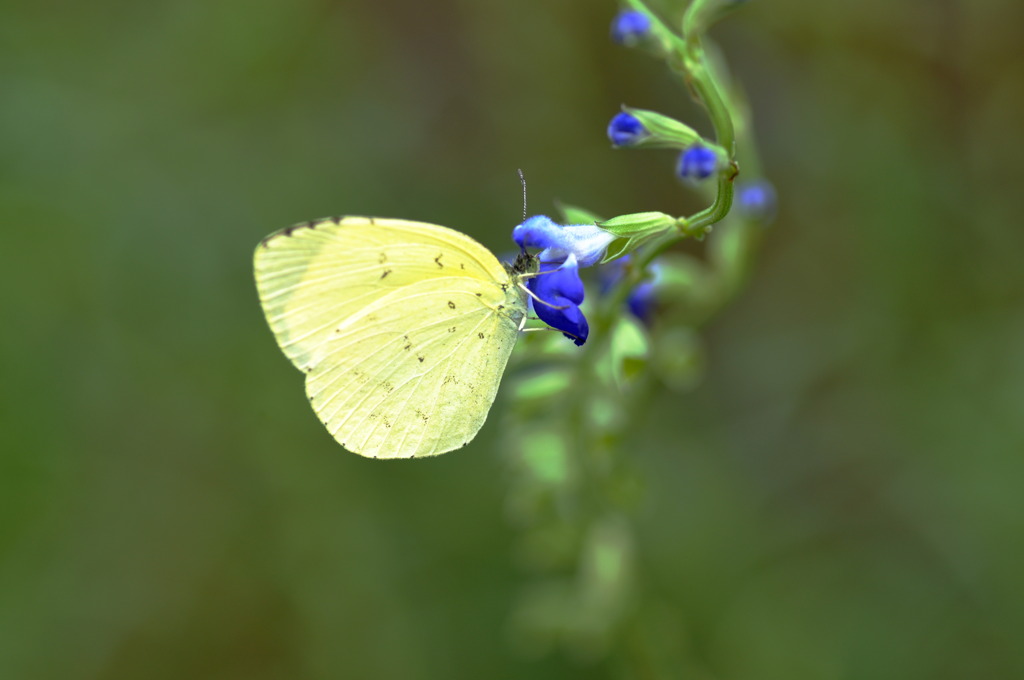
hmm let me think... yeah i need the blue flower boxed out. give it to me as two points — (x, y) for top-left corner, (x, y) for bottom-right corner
(527, 254), (589, 346)
(676, 145), (720, 183)
(735, 179), (777, 223)
(513, 216), (612, 344)
(607, 112), (648, 147)
(610, 10), (652, 46)
(512, 215), (615, 268)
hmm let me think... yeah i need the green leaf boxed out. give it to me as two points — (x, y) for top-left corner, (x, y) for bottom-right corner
(608, 316), (650, 389)
(510, 370), (572, 403)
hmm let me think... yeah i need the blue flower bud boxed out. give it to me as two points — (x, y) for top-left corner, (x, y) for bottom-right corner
(512, 215), (615, 268)
(735, 179), (777, 223)
(675, 145), (721, 183)
(610, 10), (652, 46)
(527, 254), (589, 346)
(627, 280), (657, 324)
(607, 112), (648, 147)
(597, 255), (660, 325)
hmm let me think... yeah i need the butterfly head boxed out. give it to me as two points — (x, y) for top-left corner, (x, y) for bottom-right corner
(507, 248), (539, 278)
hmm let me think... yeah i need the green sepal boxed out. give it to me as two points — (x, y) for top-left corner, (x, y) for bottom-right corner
(596, 211), (677, 262)
(556, 201), (604, 226)
(619, 106), (703, 149)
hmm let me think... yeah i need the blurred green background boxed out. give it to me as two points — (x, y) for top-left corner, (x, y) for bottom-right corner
(2, 0), (1022, 678)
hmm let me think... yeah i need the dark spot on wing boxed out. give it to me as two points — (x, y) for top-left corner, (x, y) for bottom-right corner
(368, 217), (377, 225)
(460, 263), (465, 270)
(404, 344), (411, 351)
(381, 268), (392, 279)
(379, 253), (387, 264)
(501, 283), (508, 291)
(497, 304), (504, 310)
(418, 356), (425, 362)
(448, 327), (456, 333)
(306, 220), (317, 229)
(475, 293), (482, 297)
(434, 254), (444, 268)
(478, 332), (485, 339)
(447, 301), (456, 309)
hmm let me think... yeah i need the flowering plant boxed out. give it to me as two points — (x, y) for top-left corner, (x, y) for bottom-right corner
(500, 0), (777, 665)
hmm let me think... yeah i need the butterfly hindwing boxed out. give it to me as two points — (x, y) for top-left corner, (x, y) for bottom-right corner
(306, 276), (522, 458)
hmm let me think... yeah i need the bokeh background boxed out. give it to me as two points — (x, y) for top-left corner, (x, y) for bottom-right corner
(2, 0), (1022, 678)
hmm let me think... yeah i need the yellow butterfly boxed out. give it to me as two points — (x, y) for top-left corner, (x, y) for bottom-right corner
(254, 216), (536, 459)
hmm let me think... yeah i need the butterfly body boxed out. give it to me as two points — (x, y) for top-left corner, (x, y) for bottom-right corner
(255, 216), (532, 458)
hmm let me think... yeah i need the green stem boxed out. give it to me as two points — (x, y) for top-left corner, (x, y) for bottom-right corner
(682, 166), (737, 235)
(684, 59), (735, 153)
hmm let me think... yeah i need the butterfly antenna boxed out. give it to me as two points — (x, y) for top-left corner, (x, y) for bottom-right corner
(517, 168), (527, 222)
